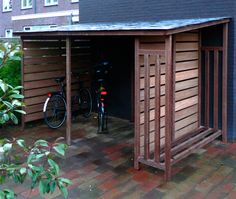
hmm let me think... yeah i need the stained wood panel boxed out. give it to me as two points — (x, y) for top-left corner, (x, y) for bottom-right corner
(136, 31), (200, 165)
(22, 38), (92, 122)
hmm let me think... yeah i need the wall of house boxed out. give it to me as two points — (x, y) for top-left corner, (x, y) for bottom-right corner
(0, 1), (79, 37)
(79, 0), (236, 141)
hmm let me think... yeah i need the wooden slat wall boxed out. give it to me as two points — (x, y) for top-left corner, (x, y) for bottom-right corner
(137, 31), (200, 160)
(174, 32), (200, 140)
(22, 38), (92, 123)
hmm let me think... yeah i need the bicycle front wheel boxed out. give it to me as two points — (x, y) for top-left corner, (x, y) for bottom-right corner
(79, 88), (92, 118)
(43, 94), (67, 129)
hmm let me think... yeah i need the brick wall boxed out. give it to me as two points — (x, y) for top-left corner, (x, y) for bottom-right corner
(80, 0), (236, 140)
(0, 1), (79, 37)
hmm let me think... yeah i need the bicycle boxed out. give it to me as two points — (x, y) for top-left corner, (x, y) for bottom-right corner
(43, 73), (92, 129)
(93, 61), (112, 133)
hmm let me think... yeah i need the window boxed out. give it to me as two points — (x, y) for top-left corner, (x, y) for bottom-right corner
(23, 25), (57, 31)
(5, 29), (13, 38)
(3, 0), (12, 12)
(21, 0), (32, 9)
(71, 0), (79, 3)
(45, 0), (58, 6)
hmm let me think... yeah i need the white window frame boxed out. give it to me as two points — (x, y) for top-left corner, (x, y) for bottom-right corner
(21, 0), (33, 9)
(5, 29), (13, 38)
(2, 0), (12, 12)
(44, 0), (58, 6)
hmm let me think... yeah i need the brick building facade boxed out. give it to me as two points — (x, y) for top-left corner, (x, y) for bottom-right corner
(0, 0), (79, 37)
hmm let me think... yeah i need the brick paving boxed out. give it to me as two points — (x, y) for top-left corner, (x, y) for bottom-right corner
(1, 117), (236, 199)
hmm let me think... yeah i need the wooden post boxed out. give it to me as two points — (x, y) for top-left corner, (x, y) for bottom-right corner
(66, 37), (72, 145)
(154, 54), (160, 163)
(198, 31), (202, 127)
(144, 54), (150, 160)
(21, 38), (25, 131)
(134, 38), (140, 169)
(213, 50), (219, 130)
(205, 50), (210, 128)
(222, 23), (228, 143)
(165, 35), (174, 181)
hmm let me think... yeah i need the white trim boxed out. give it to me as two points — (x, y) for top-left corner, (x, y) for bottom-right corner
(12, 10), (79, 21)
(2, 0), (12, 12)
(44, 0), (58, 7)
(21, 0), (33, 9)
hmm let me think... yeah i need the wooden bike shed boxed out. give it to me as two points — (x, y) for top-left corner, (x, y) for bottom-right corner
(16, 17), (230, 181)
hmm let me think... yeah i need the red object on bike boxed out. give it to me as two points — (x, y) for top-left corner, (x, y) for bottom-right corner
(48, 93), (52, 97)
(100, 91), (107, 96)
(101, 98), (105, 101)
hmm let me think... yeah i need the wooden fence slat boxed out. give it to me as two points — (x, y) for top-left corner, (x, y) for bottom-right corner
(205, 50), (210, 128)
(154, 54), (161, 163)
(214, 50), (219, 130)
(144, 54), (150, 159)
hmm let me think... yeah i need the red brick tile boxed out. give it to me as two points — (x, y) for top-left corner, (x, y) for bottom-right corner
(21, 188), (39, 198)
(98, 188), (121, 199)
(133, 171), (151, 183)
(99, 178), (119, 192)
(107, 151), (123, 161)
(95, 171), (116, 181)
(223, 183), (235, 193)
(226, 190), (236, 199)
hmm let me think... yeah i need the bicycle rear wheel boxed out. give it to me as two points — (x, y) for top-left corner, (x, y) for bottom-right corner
(44, 94), (66, 129)
(79, 88), (92, 118)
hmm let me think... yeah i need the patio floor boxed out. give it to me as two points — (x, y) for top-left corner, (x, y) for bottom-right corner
(2, 116), (236, 199)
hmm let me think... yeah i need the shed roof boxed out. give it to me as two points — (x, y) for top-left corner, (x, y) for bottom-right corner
(15, 17), (230, 37)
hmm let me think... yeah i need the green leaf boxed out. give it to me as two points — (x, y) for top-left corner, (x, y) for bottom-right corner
(14, 110), (26, 114)
(9, 113), (18, 124)
(48, 159), (59, 175)
(39, 180), (46, 196)
(10, 94), (24, 99)
(34, 140), (48, 147)
(59, 186), (68, 198)
(53, 144), (66, 156)
(3, 143), (12, 152)
(16, 139), (26, 148)
(19, 168), (27, 175)
(59, 178), (72, 185)
(50, 181), (56, 193)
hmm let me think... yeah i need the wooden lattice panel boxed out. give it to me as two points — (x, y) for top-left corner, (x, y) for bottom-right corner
(22, 38), (92, 123)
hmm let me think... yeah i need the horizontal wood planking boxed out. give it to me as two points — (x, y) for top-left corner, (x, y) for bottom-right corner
(174, 32), (199, 139)
(140, 69), (198, 88)
(138, 31), (200, 159)
(23, 38), (92, 123)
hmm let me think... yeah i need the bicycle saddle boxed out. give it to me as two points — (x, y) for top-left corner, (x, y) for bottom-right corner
(54, 77), (65, 83)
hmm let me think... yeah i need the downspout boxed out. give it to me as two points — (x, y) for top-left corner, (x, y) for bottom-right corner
(33, 0), (37, 13)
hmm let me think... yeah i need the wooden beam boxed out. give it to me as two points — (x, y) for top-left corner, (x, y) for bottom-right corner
(154, 54), (161, 163)
(21, 39), (26, 131)
(198, 31), (202, 127)
(144, 54), (150, 160)
(66, 37), (72, 145)
(205, 50), (210, 128)
(213, 50), (219, 130)
(134, 38), (141, 170)
(222, 23), (229, 143)
(164, 35), (174, 181)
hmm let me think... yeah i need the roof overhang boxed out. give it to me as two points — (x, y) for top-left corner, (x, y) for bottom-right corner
(14, 17), (230, 37)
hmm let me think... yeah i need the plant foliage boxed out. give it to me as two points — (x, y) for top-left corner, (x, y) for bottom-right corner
(0, 138), (72, 198)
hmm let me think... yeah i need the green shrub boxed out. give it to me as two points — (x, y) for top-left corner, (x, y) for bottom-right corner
(0, 42), (21, 87)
